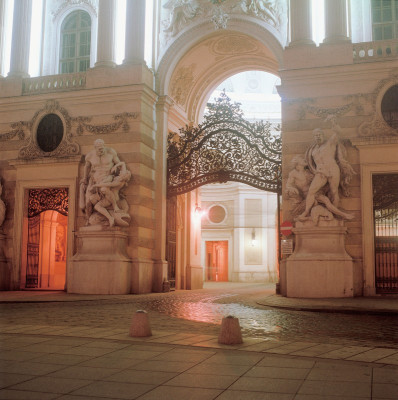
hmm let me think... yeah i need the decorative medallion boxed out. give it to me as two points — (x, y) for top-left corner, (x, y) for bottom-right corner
(210, 35), (259, 55)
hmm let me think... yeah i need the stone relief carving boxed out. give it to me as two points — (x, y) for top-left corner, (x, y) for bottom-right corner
(0, 178), (5, 228)
(0, 100), (139, 159)
(74, 112), (139, 135)
(52, 0), (97, 20)
(79, 139), (131, 228)
(358, 73), (398, 137)
(285, 117), (355, 225)
(19, 100), (80, 160)
(161, 0), (286, 40)
(209, 34), (260, 55)
(170, 64), (196, 106)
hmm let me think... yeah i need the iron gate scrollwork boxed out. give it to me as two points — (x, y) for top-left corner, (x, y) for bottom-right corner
(167, 91), (282, 197)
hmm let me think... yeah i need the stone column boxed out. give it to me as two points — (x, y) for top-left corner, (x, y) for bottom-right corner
(289, 0), (314, 46)
(0, 0), (6, 77)
(152, 96), (173, 292)
(124, 0), (146, 64)
(95, 0), (116, 68)
(324, 0), (350, 43)
(8, 0), (32, 78)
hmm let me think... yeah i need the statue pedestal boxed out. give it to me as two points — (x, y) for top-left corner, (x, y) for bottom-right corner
(0, 232), (9, 290)
(285, 220), (355, 298)
(69, 227), (131, 294)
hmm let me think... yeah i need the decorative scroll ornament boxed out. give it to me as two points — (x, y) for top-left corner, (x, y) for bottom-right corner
(28, 188), (69, 218)
(19, 100), (80, 160)
(167, 91), (282, 197)
(52, 0), (97, 20)
(358, 73), (398, 137)
(0, 121), (29, 142)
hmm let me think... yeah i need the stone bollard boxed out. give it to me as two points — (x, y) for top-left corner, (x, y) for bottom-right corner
(129, 310), (152, 337)
(218, 315), (243, 345)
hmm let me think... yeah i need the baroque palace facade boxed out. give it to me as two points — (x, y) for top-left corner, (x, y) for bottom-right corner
(0, 0), (397, 297)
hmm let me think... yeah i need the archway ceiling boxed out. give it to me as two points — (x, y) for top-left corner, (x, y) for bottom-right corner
(168, 30), (279, 123)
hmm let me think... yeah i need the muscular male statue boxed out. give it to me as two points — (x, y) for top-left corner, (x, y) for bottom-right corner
(297, 117), (355, 221)
(80, 139), (123, 225)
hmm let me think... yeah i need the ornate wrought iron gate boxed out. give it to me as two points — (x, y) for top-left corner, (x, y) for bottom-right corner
(373, 173), (398, 294)
(166, 92), (282, 285)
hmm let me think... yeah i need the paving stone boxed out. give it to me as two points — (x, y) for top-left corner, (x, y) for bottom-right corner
(372, 383), (398, 399)
(373, 367), (398, 384)
(9, 376), (93, 394)
(105, 369), (178, 385)
(136, 386), (223, 400)
(0, 373), (35, 389)
(0, 389), (59, 399)
(306, 365), (371, 382)
(348, 348), (398, 362)
(70, 381), (155, 399)
(48, 365), (119, 380)
(298, 380), (371, 397)
(244, 366), (310, 379)
(216, 391), (294, 400)
(164, 372), (238, 389)
(229, 376), (303, 393)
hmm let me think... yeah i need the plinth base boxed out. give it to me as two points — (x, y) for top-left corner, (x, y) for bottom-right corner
(285, 220), (355, 298)
(68, 227), (131, 294)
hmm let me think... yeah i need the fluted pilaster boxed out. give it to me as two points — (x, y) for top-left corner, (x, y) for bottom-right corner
(8, 0), (32, 78)
(124, 0), (146, 64)
(95, 0), (116, 68)
(289, 0), (315, 47)
(324, 0), (350, 43)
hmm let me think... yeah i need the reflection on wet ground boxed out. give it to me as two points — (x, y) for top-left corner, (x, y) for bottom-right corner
(1, 283), (397, 349)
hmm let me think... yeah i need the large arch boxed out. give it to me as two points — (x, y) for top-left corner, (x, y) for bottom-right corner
(157, 19), (284, 121)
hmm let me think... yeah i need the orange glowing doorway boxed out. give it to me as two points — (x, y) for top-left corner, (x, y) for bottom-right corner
(23, 188), (68, 290)
(205, 241), (228, 281)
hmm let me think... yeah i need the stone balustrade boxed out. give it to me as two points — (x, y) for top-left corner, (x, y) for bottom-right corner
(353, 39), (398, 62)
(22, 73), (86, 95)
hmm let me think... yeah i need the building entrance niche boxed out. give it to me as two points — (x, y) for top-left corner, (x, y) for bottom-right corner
(205, 241), (228, 282)
(373, 173), (398, 294)
(22, 188), (68, 290)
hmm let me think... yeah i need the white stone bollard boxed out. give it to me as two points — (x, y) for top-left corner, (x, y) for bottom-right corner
(129, 310), (152, 337)
(218, 315), (243, 345)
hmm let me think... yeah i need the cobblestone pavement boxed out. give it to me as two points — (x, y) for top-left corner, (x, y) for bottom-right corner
(1, 283), (397, 349)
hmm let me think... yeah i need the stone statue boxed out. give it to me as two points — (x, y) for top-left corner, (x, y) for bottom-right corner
(163, 0), (200, 36)
(0, 178), (5, 227)
(285, 117), (355, 225)
(80, 139), (131, 228)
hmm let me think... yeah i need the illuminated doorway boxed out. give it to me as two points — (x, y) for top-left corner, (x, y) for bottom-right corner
(205, 241), (228, 281)
(23, 188), (68, 290)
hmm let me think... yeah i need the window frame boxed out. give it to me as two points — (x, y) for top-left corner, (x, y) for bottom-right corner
(371, 0), (398, 40)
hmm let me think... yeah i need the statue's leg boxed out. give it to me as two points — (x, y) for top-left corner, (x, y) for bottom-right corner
(94, 202), (115, 227)
(297, 174), (326, 220)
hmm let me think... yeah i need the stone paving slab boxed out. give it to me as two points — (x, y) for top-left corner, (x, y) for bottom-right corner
(1, 329), (398, 399)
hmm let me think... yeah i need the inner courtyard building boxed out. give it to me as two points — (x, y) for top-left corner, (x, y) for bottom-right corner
(0, 0), (397, 297)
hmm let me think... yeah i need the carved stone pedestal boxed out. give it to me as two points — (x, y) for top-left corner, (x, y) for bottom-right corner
(0, 232), (9, 290)
(285, 220), (355, 298)
(69, 227), (131, 294)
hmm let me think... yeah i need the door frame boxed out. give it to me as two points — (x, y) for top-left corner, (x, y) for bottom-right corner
(362, 162), (398, 296)
(12, 160), (79, 290)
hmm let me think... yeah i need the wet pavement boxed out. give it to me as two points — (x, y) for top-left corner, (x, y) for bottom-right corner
(1, 283), (398, 399)
(1, 283), (397, 349)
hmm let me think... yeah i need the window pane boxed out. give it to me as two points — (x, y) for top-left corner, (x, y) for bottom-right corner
(383, 24), (393, 38)
(374, 26), (383, 40)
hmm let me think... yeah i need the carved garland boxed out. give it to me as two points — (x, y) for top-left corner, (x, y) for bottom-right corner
(358, 73), (398, 137)
(0, 100), (139, 160)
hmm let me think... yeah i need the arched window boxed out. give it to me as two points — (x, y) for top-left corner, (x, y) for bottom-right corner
(59, 10), (91, 73)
